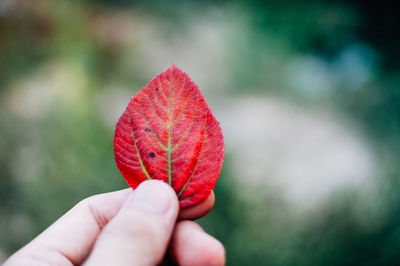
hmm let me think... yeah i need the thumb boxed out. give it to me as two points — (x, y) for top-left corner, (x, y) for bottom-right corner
(84, 180), (179, 266)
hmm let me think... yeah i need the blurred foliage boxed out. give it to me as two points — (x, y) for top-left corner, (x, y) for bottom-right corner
(0, 0), (399, 265)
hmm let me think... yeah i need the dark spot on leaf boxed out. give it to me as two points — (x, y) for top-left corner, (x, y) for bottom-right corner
(144, 128), (151, 133)
(155, 87), (159, 91)
(149, 152), (155, 158)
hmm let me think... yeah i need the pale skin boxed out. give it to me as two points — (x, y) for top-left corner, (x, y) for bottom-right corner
(4, 180), (225, 266)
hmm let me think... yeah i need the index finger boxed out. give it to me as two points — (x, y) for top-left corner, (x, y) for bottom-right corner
(5, 188), (132, 266)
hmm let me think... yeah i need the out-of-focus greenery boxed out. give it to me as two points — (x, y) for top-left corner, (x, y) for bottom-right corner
(0, 0), (399, 265)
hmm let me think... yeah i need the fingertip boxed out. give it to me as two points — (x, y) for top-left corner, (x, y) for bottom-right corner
(171, 221), (225, 266)
(179, 191), (215, 220)
(127, 180), (179, 216)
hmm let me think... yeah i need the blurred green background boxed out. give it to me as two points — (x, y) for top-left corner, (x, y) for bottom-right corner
(1, 0), (399, 265)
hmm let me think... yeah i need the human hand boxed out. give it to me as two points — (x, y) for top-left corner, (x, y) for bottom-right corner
(4, 180), (225, 266)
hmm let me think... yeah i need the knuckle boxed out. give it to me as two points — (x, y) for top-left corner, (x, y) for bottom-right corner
(74, 195), (95, 210)
(74, 196), (109, 230)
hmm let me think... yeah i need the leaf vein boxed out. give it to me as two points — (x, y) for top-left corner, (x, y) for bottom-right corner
(178, 128), (205, 197)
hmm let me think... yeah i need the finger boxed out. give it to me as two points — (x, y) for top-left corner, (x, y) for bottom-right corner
(179, 191), (215, 220)
(84, 180), (179, 266)
(170, 220), (225, 266)
(4, 188), (132, 266)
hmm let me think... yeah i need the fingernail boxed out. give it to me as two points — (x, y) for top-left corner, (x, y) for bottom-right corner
(128, 180), (173, 214)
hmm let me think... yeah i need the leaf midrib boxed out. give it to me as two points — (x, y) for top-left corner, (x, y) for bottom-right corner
(167, 79), (173, 186)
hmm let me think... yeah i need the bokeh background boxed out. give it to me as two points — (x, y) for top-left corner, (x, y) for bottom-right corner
(1, 0), (399, 265)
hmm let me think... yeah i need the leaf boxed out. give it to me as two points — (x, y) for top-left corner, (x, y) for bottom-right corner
(113, 65), (224, 207)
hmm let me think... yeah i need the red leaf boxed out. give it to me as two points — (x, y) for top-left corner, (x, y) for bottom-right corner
(113, 65), (224, 207)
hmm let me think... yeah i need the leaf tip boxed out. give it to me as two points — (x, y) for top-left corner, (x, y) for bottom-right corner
(166, 63), (184, 74)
